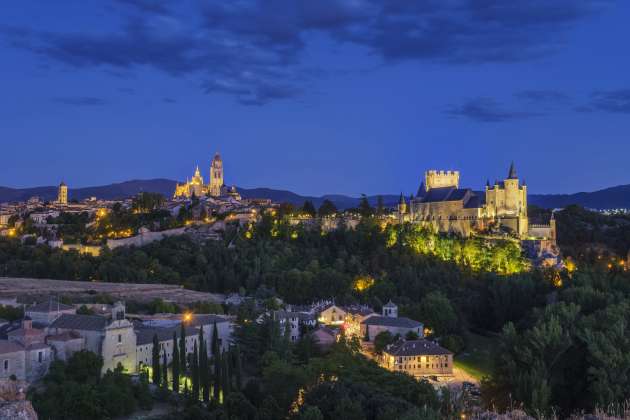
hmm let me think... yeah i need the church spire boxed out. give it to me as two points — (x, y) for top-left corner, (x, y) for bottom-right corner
(508, 162), (517, 179)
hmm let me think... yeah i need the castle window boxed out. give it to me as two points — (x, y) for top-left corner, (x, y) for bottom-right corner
(3, 360), (8, 371)
(38, 351), (43, 363)
(118, 334), (122, 344)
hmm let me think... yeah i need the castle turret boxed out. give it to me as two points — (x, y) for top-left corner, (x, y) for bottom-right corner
(398, 193), (407, 215)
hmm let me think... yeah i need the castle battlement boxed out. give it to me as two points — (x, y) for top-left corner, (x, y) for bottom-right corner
(425, 170), (460, 191)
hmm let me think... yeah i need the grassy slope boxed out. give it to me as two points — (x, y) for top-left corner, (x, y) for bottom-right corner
(454, 332), (497, 380)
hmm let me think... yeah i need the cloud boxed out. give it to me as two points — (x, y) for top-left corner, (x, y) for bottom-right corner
(1, 0), (613, 105)
(514, 90), (570, 103)
(445, 97), (542, 122)
(578, 89), (630, 114)
(52, 96), (107, 106)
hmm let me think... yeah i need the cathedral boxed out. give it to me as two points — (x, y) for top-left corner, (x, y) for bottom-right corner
(399, 163), (548, 239)
(174, 153), (235, 199)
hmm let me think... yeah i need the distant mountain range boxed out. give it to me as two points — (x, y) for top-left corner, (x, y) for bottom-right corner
(1, 179), (629, 210)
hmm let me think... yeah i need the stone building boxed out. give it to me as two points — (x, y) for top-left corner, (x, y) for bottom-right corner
(401, 163), (544, 239)
(25, 299), (76, 326)
(360, 302), (423, 341)
(208, 152), (224, 197)
(381, 339), (453, 378)
(273, 310), (317, 342)
(57, 182), (68, 206)
(135, 325), (199, 371)
(47, 302), (137, 374)
(318, 304), (347, 326)
(0, 318), (52, 382)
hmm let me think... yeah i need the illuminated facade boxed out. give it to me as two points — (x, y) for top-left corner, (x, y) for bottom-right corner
(57, 181), (68, 206)
(401, 163), (537, 239)
(380, 339), (453, 378)
(173, 153), (226, 199)
(208, 153), (224, 197)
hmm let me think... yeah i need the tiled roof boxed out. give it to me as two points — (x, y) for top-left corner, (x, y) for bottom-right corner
(135, 326), (198, 346)
(344, 306), (374, 317)
(0, 340), (23, 354)
(27, 300), (75, 313)
(273, 311), (316, 321)
(47, 331), (82, 342)
(188, 314), (229, 327)
(385, 339), (452, 357)
(361, 316), (422, 329)
(49, 314), (108, 331)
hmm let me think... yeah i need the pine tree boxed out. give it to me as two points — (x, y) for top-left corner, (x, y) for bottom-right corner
(151, 334), (160, 386)
(213, 352), (221, 401)
(179, 321), (187, 372)
(162, 351), (168, 390)
(172, 331), (180, 393)
(191, 341), (199, 400)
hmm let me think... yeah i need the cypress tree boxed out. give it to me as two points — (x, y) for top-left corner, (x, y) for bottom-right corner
(221, 351), (230, 398)
(191, 341), (199, 400)
(172, 331), (180, 393)
(179, 321), (187, 372)
(233, 344), (242, 391)
(211, 322), (220, 356)
(213, 352), (221, 401)
(162, 351), (168, 390)
(151, 334), (160, 386)
(199, 326), (210, 402)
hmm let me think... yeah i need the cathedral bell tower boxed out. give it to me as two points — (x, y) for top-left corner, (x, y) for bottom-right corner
(209, 152), (224, 197)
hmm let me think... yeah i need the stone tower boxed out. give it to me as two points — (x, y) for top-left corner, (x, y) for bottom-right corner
(382, 301), (398, 318)
(425, 170), (459, 191)
(209, 152), (224, 197)
(485, 162), (528, 237)
(57, 181), (68, 206)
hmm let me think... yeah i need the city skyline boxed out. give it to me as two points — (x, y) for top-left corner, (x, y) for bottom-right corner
(2, 1), (630, 196)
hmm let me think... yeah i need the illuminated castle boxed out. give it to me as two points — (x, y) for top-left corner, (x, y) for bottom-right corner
(174, 153), (226, 199)
(399, 163), (540, 239)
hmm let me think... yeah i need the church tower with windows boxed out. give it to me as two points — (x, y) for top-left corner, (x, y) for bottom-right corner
(209, 152), (224, 197)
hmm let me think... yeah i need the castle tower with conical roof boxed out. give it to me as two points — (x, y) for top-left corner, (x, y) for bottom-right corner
(485, 162), (528, 237)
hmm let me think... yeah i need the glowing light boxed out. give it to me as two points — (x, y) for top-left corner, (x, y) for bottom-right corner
(245, 231), (252, 239)
(353, 276), (375, 292)
(183, 313), (192, 322)
(290, 231), (298, 239)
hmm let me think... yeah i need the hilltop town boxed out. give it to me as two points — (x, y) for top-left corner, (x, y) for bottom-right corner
(0, 156), (629, 420)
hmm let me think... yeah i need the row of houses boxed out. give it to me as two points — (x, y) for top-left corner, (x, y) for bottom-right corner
(0, 299), (232, 382)
(271, 300), (453, 378)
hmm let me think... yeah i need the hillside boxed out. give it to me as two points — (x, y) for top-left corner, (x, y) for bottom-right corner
(1, 180), (629, 210)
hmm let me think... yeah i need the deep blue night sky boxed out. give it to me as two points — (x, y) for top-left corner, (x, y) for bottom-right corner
(1, 0), (629, 196)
